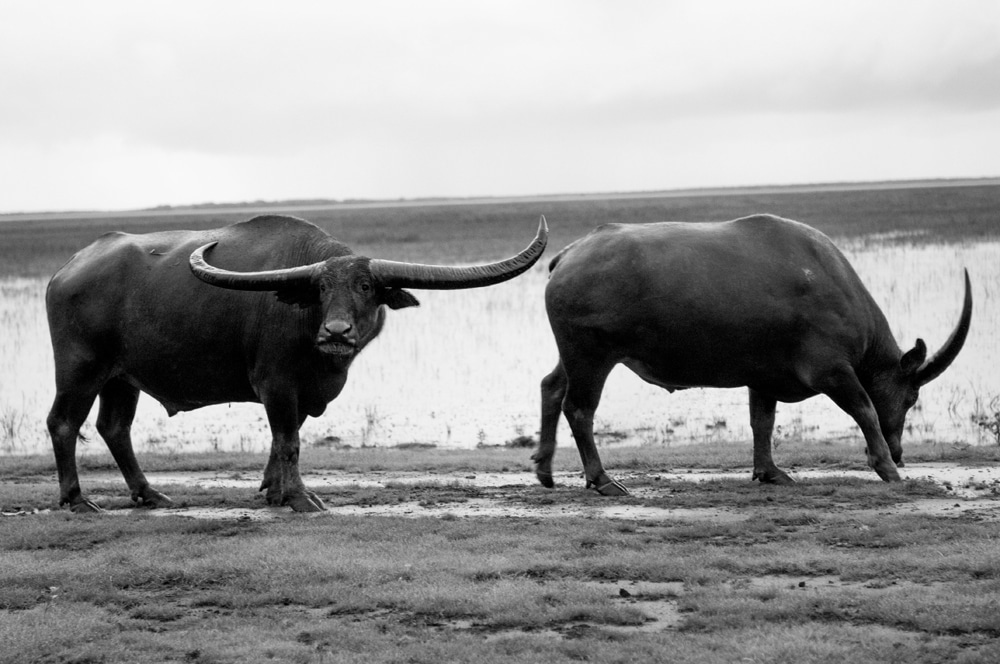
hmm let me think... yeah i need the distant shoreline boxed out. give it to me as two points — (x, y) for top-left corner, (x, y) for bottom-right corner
(3, 176), (999, 223)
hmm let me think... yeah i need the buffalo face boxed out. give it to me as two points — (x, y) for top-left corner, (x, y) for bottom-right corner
(311, 257), (419, 358)
(870, 339), (927, 467)
(868, 270), (973, 469)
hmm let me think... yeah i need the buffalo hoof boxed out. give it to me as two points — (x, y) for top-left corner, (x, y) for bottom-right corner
(263, 487), (282, 506)
(536, 471), (555, 489)
(753, 469), (795, 485)
(587, 477), (630, 496)
(69, 498), (104, 514)
(284, 491), (327, 512)
(135, 487), (174, 508)
(874, 466), (902, 482)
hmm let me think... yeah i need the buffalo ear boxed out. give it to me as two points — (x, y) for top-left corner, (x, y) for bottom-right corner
(900, 338), (927, 376)
(382, 288), (419, 310)
(274, 286), (321, 309)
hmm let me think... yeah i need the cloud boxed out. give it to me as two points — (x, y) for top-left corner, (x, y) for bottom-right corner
(0, 0), (998, 210)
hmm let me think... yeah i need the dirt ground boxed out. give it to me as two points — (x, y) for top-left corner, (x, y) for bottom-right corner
(11, 461), (991, 523)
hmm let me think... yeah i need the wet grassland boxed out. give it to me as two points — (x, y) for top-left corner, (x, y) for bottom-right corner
(3, 182), (1000, 278)
(3, 182), (1000, 456)
(4, 443), (1000, 663)
(2, 182), (1000, 662)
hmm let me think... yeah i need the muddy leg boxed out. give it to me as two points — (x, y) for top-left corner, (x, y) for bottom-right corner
(561, 359), (628, 496)
(820, 367), (900, 481)
(260, 389), (325, 512)
(96, 378), (172, 508)
(533, 360), (567, 488)
(749, 389), (794, 485)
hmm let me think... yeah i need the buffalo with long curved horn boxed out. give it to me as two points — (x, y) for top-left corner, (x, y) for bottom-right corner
(189, 222), (548, 292)
(46, 214), (547, 513)
(534, 214), (972, 494)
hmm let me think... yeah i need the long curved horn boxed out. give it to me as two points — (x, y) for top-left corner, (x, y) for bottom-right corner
(916, 269), (973, 386)
(368, 216), (548, 289)
(189, 242), (324, 290)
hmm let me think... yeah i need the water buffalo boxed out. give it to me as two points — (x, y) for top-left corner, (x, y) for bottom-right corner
(47, 214), (547, 512)
(534, 214), (972, 494)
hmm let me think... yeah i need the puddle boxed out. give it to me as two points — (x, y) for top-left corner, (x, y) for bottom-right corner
(94, 463), (1000, 524)
(86, 461), (1000, 496)
(302, 573), (953, 640)
(435, 580), (685, 639)
(147, 496), (1000, 524)
(425, 576), (900, 638)
(633, 463), (1000, 499)
(141, 499), (750, 524)
(140, 470), (540, 490)
(583, 580), (684, 632)
(19, 462), (998, 523)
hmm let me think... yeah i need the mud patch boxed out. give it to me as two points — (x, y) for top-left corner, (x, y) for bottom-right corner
(123, 461), (1000, 497)
(308, 575), (946, 639)
(581, 580), (685, 632)
(94, 462), (1000, 523)
(394, 580), (685, 639)
(16, 462), (997, 523)
(139, 499), (750, 524)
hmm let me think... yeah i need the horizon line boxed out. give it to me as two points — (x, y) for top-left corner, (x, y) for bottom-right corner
(3, 175), (999, 222)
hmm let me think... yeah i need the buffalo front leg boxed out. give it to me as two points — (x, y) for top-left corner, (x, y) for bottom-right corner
(821, 367), (900, 482)
(748, 389), (794, 485)
(561, 360), (628, 496)
(260, 392), (325, 512)
(96, 379), (173, 508)
(533, 361), (567, 488)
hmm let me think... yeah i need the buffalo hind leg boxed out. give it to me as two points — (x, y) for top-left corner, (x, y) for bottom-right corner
(561, 358), (628, 496)
(96, 378), (172, 508)
(820, 367), (900, 482)
(260, 389), (325, 512)
(532, 361), (567, 488)
(47, 365), (105, 512)
(748, 389), (794, 485)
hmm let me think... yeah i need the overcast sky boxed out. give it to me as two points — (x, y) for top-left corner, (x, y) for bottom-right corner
(2, 0), (999, 213)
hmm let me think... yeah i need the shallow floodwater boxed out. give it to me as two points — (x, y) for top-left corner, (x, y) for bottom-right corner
(120, 461), (1000, 496)
(39, 461), (994, 523)
(2, 239), (998, 455)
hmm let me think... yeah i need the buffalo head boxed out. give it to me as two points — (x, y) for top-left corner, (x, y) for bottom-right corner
(870, 269), (973, 466)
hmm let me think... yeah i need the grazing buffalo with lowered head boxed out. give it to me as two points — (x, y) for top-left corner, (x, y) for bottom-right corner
(47, 214), (547, 512)
(534, 214), (972, 495)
